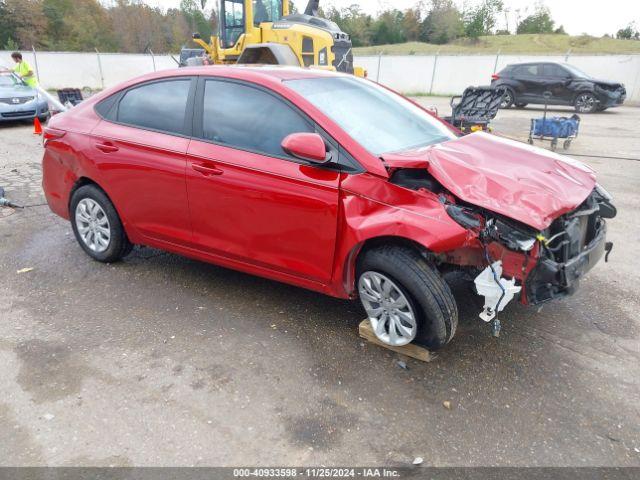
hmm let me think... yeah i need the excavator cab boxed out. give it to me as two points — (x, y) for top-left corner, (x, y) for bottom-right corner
(190, 0), (363, 76)
(220, 0), (286, 48)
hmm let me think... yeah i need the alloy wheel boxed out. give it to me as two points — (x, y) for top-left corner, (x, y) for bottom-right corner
(575, 93), (596, 113)
(75, 198), (111, 253)
(358, 271), (417, 346)
(500, 91), (513, 108)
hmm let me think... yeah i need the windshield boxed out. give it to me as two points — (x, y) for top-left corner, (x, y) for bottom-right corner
(286, 76), (456, 155)
(0, 73), (22, 87)
(562, 63), (592, 79)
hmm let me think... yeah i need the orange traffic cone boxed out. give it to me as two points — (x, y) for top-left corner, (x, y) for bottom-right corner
(33, 116), (43, 135)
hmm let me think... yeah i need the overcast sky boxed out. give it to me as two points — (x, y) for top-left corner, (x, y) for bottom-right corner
(141, 0), (640, 37)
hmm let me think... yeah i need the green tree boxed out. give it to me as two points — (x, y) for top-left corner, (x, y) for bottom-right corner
(516, 3), (555, 34)
(2, 0), (48, 49)
(323, 5), (373, 47)
(420, 0), (464, 44)
(402, 7), (422, 42)
(616, 22), (639, 40)
(371, 9), (406, 45)
(463, 0), (503, 40)
(180, 0), (213, 39)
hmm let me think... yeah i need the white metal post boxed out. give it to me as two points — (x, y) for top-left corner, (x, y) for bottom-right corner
(31, 46), (40, 83)
(95, 48), (105, 90)
(429, 51), (439, 95)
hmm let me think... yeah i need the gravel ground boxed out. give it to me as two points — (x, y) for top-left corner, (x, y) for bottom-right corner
(0, 100), (638, 467)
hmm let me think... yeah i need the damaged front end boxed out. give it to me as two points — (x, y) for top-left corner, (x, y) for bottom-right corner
(524, 184), (616, 304)
(389, 163), (616, 336)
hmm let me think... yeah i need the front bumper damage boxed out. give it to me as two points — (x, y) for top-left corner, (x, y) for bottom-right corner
(442, 186), (616, 335)
(595, 84), (626, 107)
(525, 223), (610, 304)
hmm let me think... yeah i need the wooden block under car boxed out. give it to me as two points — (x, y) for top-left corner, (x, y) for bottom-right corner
(358, 319), (433, 362)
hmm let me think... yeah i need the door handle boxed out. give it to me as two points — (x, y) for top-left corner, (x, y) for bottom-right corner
(95, 142), (119, 153)
(192, 163), (223, 176)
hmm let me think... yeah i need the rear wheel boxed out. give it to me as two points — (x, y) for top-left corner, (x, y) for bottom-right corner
(70, 184), (132, 263)
(500, 88), (515, 109)
(357, 246), (458, 350)
(574, 92), (598, 113)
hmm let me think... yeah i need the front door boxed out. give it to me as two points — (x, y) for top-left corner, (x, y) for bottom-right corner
(186, 78), (340, 284)
(542, 64), (573, 105)
(512, 64), (543, 102)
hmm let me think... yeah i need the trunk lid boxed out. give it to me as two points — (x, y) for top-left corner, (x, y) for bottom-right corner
(381, 132), (596, 230)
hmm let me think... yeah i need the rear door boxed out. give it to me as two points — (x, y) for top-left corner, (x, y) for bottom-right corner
(91, 77), (196, 245)
(511, 64), (543, 102)
(185, 78), (341, 284)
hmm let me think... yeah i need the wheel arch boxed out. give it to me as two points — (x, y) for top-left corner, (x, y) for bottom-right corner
(342, 235), (432, 297)
(68, 176), (136, 242)
(68, 176), (108, 211)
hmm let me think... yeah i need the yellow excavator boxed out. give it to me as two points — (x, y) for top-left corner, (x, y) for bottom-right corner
(183, 0), (365, 76)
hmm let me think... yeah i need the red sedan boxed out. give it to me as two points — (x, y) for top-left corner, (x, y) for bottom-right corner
(42, 66), (615, 349)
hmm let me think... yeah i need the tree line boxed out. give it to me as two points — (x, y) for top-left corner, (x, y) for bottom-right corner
(0, 0), (218, 53)
(1, 0), (638, 54)
(321, 0), (569, 47)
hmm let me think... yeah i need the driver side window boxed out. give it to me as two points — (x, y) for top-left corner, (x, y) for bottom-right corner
(200, 80), (314, 158)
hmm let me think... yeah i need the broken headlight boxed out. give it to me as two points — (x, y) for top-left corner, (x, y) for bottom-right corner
(487, 218), (536, 252)
(595, 183), (613, 201)
(445, 204), (482, 230)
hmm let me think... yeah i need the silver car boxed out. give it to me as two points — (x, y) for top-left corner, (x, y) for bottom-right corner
(0, 71), (49, 122)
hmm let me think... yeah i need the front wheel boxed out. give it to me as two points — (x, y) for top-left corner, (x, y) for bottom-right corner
(357, 246), (458, 350)
(574, 93), (598, 113)
(70, 184), (132, 263)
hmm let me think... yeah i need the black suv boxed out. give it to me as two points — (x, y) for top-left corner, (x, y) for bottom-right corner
(491, 62), (626, 113)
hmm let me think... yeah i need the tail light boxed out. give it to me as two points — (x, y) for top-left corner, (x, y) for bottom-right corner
(491, 74), (500, 81)
(43, 127), (66, 145)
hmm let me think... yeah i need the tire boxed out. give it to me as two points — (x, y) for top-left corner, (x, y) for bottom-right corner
(515, 103), (528, 108)
(500, 88), (515, 109)
(357, 246), (458, 350)
(69, 184), (132, 263)
(563, 139), (571, 150)
(574, 92), (598, 113)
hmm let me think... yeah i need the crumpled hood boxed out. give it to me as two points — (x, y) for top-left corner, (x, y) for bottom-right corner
(593, 79), (623, 89)
(382, 132), (596, 230)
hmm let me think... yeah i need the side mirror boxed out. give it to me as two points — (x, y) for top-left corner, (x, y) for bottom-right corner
(563, 78), (572, 86)
(281, 132), (328, 163)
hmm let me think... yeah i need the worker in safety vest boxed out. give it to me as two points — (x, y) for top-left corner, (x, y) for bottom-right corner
(11, 52), (38, 88)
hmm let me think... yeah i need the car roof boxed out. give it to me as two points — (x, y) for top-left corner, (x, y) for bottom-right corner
(506, 61), (564, 67)
(144, 64), (344, 83)
(91, 65), (348, 102)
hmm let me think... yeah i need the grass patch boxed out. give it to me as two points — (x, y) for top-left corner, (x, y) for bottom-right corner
(354, 34), (640, 56)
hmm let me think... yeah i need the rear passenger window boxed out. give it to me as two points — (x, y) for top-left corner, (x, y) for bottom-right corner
(117, 79), (191, 135)
(514, 65), (539, 76)
(201, 80), (313, 157)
